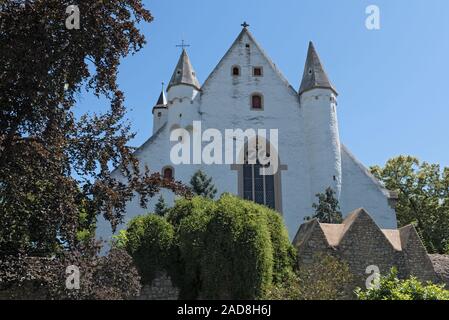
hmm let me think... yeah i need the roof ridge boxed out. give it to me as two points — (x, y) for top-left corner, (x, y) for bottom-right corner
(341, 144), (394, 199)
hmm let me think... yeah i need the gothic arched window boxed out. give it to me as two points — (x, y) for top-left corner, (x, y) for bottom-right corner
(241, 137), (278, 210)
(243, 162), (275, 209)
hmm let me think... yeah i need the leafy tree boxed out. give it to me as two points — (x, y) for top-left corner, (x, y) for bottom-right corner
(170, 197), (216, 299)
(200, 194), (274, 299)
(154, 195), (169, 217)
(189, 170), (217, 199)
(306, 187), (343, 223)
(265, 253), (353, 300)
(0, 245), (142, 300)
(356, 267), (449, 300)
(371, 156), (449, 254)
(0, 1), (189, 255)
(0, 0), (191, 299)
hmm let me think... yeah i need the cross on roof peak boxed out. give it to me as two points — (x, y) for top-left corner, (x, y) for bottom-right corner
(241, 21), (250, 28)
(176, 39), (190, 50)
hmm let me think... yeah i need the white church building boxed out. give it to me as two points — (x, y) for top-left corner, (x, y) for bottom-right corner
(97, 25), (398, 243)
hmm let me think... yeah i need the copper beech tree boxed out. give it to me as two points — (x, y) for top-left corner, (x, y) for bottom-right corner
(0, 1), (189, 298)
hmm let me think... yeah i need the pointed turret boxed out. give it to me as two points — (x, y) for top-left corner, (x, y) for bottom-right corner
(167, 49), (201, 91)
(155, 89), (167, 106)
(166, 49), (201, 127)
(299, 42), (337, 96)
(300, 42), (341, 200)
(152, 85), (168, 134)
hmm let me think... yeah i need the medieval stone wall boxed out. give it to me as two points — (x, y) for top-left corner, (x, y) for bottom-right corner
(429, 254), (449, 287)
(137, 272), (179, 300)
(336, 211), (399, 286)
(294, 208), (439, 289)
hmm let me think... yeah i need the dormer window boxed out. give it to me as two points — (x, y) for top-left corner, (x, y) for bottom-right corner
(232, 66), (240, 76)
(251, 93), (263, 110)
(253, 67), (263, 77)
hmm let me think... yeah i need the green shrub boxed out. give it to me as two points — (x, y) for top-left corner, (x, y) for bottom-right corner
(265, 253), (353, 300)
(264, 270), (302, 300)
(173, 197), (215, 298)
(119, 214), (175, 284)
(200, 194), (274, 299)
(264, 207), (297, 283)
(356, 267), (449, 300)
(297, 253), (353, 300)
(118, 194), (295, 299)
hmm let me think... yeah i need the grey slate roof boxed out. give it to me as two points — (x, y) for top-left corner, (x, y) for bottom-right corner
(167, 49), (201, 91)
(299, 41), (337, 95)
(152, 90), (167, 114)
(155, 89), (167, 106)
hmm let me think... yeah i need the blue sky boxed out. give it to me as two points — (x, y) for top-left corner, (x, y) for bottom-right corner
(76, 0), (449, 168)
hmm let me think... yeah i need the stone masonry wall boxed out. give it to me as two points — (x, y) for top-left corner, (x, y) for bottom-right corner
(294, 209), (439, 291)
(137, 272), (179, 300)
(429, 254), (449, 287)
(336, 211), (399, 287)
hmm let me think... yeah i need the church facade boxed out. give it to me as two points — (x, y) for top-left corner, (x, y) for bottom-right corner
(96, 26), (398, 242)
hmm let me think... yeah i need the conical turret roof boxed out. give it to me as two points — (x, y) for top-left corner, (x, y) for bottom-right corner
(155, 89), (167, 106)
(299, 42), (337, 95)
(167, 49), (201, 91)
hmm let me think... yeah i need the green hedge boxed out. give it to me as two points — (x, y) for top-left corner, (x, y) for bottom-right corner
(173, 197), (215, 298)
(119, 194), (295, 299)
(200, 194), (273, 299)
(118, 214), (175, 284)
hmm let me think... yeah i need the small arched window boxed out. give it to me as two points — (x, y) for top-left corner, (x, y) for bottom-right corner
(232, 65), (240, 76)
(251, 93), (263, 110)
(162, 166), (174, 180)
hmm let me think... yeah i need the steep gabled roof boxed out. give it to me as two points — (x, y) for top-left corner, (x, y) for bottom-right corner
(319, 223), (345, 247)
(292, 218), (332, 252)
(316, 208), (401, 251)
(299, 41), (337, 95)
(111, 123), (167, 177)
(167, 49), (201, 91)
(341, 144), (397, 201)
(201, 27), (297, 95)
(382, 229), (402, 251)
